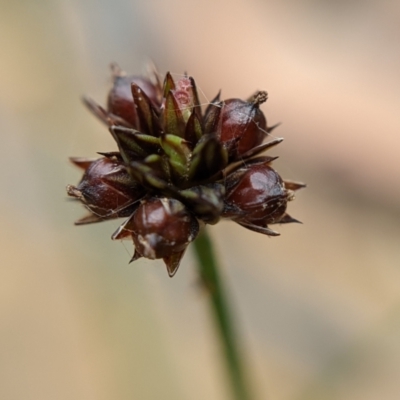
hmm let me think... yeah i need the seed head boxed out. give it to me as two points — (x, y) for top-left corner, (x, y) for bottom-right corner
(67, 64), (305, 276)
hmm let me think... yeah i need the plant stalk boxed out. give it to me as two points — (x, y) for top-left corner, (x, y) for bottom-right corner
(193, 228), (253, 400)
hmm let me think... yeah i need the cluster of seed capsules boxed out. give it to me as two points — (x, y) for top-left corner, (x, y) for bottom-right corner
(67, 64), (305, 277)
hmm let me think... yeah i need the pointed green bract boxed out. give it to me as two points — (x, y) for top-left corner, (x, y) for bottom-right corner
(162, 72), (176, 98)
(185, 110), (203, 147)
(160, 134), (191, 180)
(110, 126), (160, 163)
(163, 91), (186, 138)
(204, 91), (221, 119)
(128, 161), (169, 190)
(188, 76), (202, 121)
(179, 183), (225, 224)
(204, 98), (222, 135)
(131, 83), (160, 136)
(188, 134), (228, 182)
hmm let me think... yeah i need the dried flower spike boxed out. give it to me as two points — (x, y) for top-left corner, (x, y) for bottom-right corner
(67, 64), (304, 276)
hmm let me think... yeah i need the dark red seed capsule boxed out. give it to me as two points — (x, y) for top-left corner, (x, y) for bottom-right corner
(223, 163), (292, 224)
(67, 157), (144, 219)
(219, 93), (268, 159)
(131, 197), (199, 259)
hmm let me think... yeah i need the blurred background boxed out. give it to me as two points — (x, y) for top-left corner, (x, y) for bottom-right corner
(1, 0), (400, 399)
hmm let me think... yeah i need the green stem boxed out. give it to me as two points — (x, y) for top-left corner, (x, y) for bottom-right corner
(193, 228), (253, 400)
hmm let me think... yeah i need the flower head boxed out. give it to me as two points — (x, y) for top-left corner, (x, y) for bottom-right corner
(68, 64), (304, 276)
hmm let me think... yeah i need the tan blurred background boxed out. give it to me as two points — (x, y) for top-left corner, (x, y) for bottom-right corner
(1, 1), (400, 399)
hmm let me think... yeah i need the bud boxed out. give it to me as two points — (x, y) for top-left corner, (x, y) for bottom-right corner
(223, 161), (295, 235)
(67, 157), (144, 223)
(219, 92), (268, 160)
